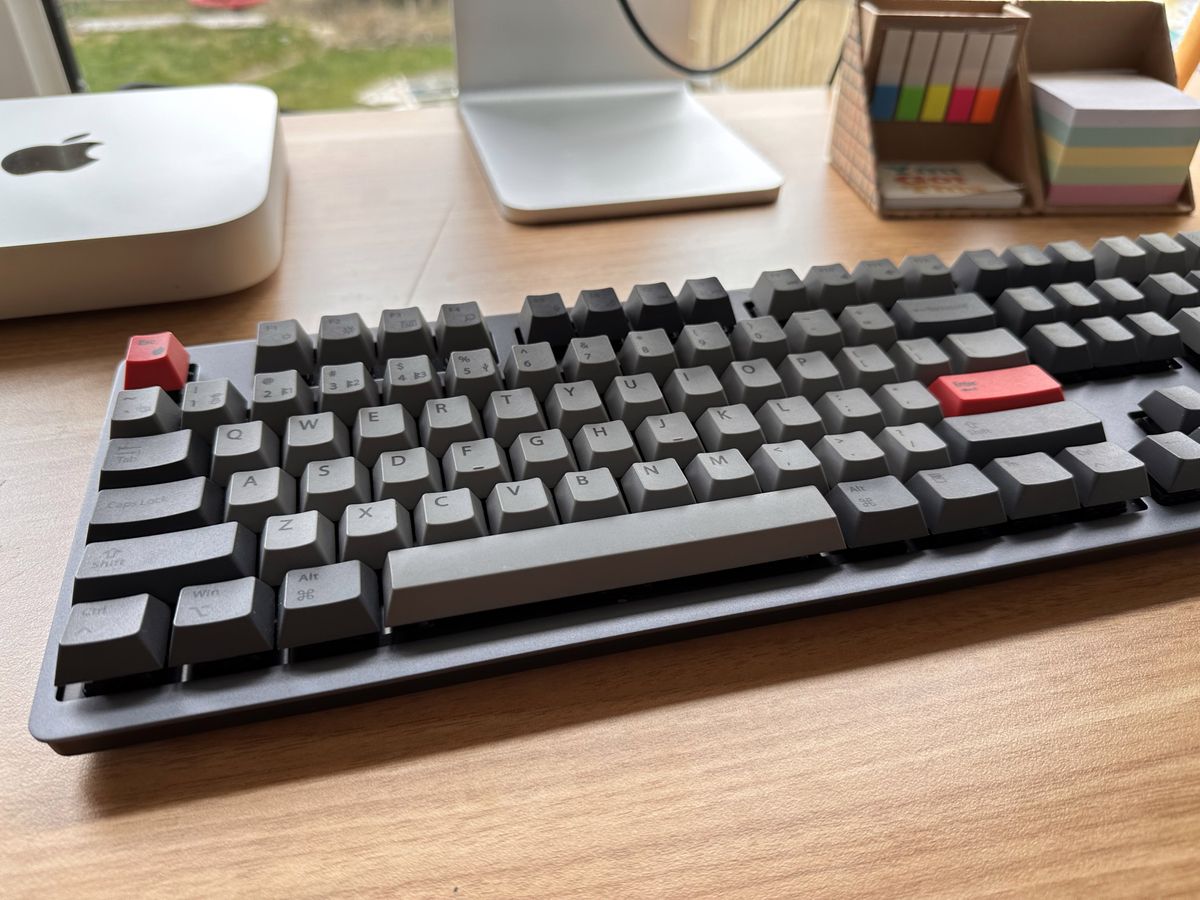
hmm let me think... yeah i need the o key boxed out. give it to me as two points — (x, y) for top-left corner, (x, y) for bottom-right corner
(930, 364), (1064, 416)
(124, 332), (190, 391)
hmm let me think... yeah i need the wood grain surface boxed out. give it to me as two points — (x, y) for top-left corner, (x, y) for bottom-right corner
(3, 91), (1200, 898)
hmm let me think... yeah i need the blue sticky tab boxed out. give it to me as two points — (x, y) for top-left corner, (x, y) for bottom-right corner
(870, 85), (900, 122)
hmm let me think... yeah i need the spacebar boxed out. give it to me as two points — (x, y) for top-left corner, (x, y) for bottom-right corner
(383, 487), (846, 625)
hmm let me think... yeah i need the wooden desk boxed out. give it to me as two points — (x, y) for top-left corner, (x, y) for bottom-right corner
(4, 91), (1200, 896)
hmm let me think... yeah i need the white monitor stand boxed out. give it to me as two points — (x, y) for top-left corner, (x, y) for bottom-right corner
(454, 0), (783, 224)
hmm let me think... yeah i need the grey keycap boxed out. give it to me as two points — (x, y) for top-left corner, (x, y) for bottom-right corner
(502, 342), (561, 400)
(876, 423), (951, 481)
(1055, 442), (1149, 507)
(635, 412), (704, 465)
(783, 309), (844, 355)
(674, 322), (735, 371)
(941, 328), (1029, 373)
(813, 431), (889, 483)
(1136, 232), (1189, 274)
(282, 412), (351, 477)
(419, 395), (484, 457)
(339, 499), (412, 569)
(545, 381), (609, 437)
(74, 521), (257, 603)
(1024, 322), (1091, 374)
(686, 449), (760, 500)
(211, 420), (279, 487)
(55, 593), (171, 685)
(662, 365), (727, 420)
(1131, 432), (1200, 492)
(778, 351), (843, 400)
(1141, 272), (1200, 318)
(1090, 278), (1148, 317)
(851, 258), (906, 307)
(317, 313), (376, 370)
(618, 328), (678, 384)
(353, 403), (418, 466)
(1045, 282), (1102, 322)
(300, 457), (370, 520)
(1171, 307), (1200, 357)
(278, 561), (380, 649)
(383, 354), (443, 414)
(571, 288), (630, 345)
(252, 370), (314, 434)
(621, 459), (696, 511)
(436, 301), (494, 357)
(936, 400), (1105, 466)
(259, 510), (336, 586)
(1139, 386), (1200, 432)
(1092, 236), (1148, 282)
(318, 362), (379, 426)
(554, 468), (628, 522)
(442, 438), (512, 498)
(256, 319), (315, 377)
(1002, 244), (1054, 290)
(572, 420), (641, 476)
(373, 447), (443, 509)
(887, 338), (953, 384)
(899, 254), (955, 297)
(827, 476), (927, 547)
(892, 293), (995, 340)
(1044, 241), (1096, 284)
(385, 486), (844, 625)
(518, 293), (573, 353)
(414, 488), (489, 544)
(100, 429), (207, 489)
(444, 348), (504, 408)
(483, 387), (547, 446)
(906, 464), (1006, 534)
(111, 386), (181, 438)
(561, 337), (621, 391)
(1077, 316), (1139, 367)
(224, 467), (297, 532)
(732, 316), (789, 364)
(88, 476), (221, 542)
(182, 378), (247, 438)
(833, 344), (898, 392)
(749, 441), (827, 492)
(838, 304), (898, 348)
(721, 358), (786, 410)
(626, 282), (683, 337)
(754, 396), (825, 444)
(170, 577), (275, 666)
(994, 287), (1056, 335)
(510, 429), (577, 485)
(1124, 312), (1182, 362)
(751, 268), (808, 319)
(873, 381), (942, 427)
(1176, 230), (1200, 269)
(951, 249), (1008, 298)
(605, 373), (669, 429)
(814, 388), (885, 436)
(677, 277), (735, 329)
(984, 452), (1079, 519)
(696, 403), (766, 456)
(377, 307), (436, 362)
(486, 479), (560, 533)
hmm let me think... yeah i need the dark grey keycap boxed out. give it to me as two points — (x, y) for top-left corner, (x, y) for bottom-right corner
(814, 388), (885, 436)
(873, 381), (942, 427)
(377, 307), (437, 363)
(1077, 316), (1139, 367)
(754, 396), (825, 444)
(1089, 278), (1147, 316)
(444, 348), (504, 408)
(545, 381), (608, 437)
(1123, 312), (1182, 362)
(1044, 241), (1096, 284)
(372, 447), (443, 510)
(111, 387), (181, 438)
(182, 378), (247, 438)
(887, 338), (953, 384)
(211, 420), (279, 487)
(561, 336), (622, 391)
(256, 319), (315, 377)
(1045, 282), (1102, 322)
(502, 342), (561, 400)
(100, 429), (207, 489)
(572, 420), (641, 476)
(984, 452), (1079, 519)
(606, 373), (669, 430)
(626, 282), (683, 338)
(1002, 244), (1054, 290)
(353, 403), (418, 466)
(936, 400), (1105, 466)
(300, 457), (370, 520)
(1176, 230), (1200, 269)
(621, 459), (695, 512)
(721, 358), (786, 410)
(732, 316), (789, 364)
(224, 467), (297, 533)
(877, 423), (951, 481)
(518, 293), (574, 353)
(677, 276), (735, 329)
(951, 249), (1008, 299)
(1141, 272), (1200, 318)
(663, 365), (727, 420)
(994, 287), (1056, 335)
(339, 499), (412, 569)
(751, 268), (808, 320)
(482, 387), (547, 448)
(838, 304), (897, 348)
(827, 476), (927, 547)
(675, 322), (735, 371)
(906, 464), (1005, 534)
(88, 476), (221, 542)
(1024, 322), (1091, 374)
(510, 429), (577, 485)
(259, 510), (336, 586)
(1055, 442), (1149, 507)
(436, 301), (494, 357)
(618, 328), (678, 384)
(282, 412), (351, 476)
(55, 594), (171, 685)
(749, 441), (827, 492)
(803, 264), (858, 313)
(942, 328), (1029, 373)
(317, 313), (376, 370)
(554, 468), (628, 522)
(1139, 386), (1200, 432)
(383, 354), (443, 415)
(169, 577), (275, 666)
(318, 362), (379, 426)
(1173, 307), (1200, 358)
(784, 309), (844, 355)
(74, 521), (257, 604)
(899, 254), (955, 298)
(278, 561), (380, 649)
(1092, 236), (1148, 282)
(486, 479), (560, 533)
(1136, 232), (1188, 274)
(695, 403), (766, 456)
(813, 431), (889, 483)
(1131, 432), (1200, 492)
(442, 438), (512, 498)
(685, 449), (760, 500)
(778, 351), (843, 400)
(571, 288), (630, 345)
(419, 395), (485, 457)
(892, 293), (995, 340)
(851, 258), (906, 307)
(414, 488), (489, 544)
(252, 370), (314, 434)
(833, 344), (899, 393)
(635, 412), (704, 465)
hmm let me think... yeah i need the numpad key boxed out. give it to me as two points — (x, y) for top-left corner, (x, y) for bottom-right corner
(30, 232), (1200, 753)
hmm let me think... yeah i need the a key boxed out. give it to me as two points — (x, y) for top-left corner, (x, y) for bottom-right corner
(1136, 232), (1188, 274)
(750, 268), (808, 320)
(941, 328), (1029, 373)
(815, 388), (885, 436)
(1142, 272), (1200, 318)
(554, 468), (628, 522)
(754, 396), (825, 444)
(892, 293), (995, 340)
(899, 254), (955, 297)
(482, 387), (546, 446)
(300, 457), (370, 520)
(169, 577), (276, 666)
(545, 381), (608, 437)
(1139, 386), (1200, 432)
(1123, 312), (1182, 362)
(685, 449), (760, 501)
(372, 447), (443, 510)
(621, 459), (696, 512)
(278, 561), (380, 649)
(88, 476), (221, 542)
(838, 304), (898, 348)
(100, 430), (207, 489)
(984, 452), (1079, 519)
(674, 322), (735, 371)
(951, 249), (1008, 298)
(561, 337), (622, 391)
(110, 387), (181, 438)
(635, 412), (705, 465)
(828, 473), (929, 548)
(906, 464), (1006, 534)
(318, 363), (379, 426)
(1131, 432), (1200, 492)
(1002, 244), (1054, 290)
(606, 374), (669, 430)
(518, 293), (574, 353)
(353, 403), (418, 466)
(502, 342), (561, 400)
(833, 344), (898, 393)
(994, 287), (1056, 335)
(1024, 322), (1091, 375)
(749, 441), (827, 492)
(876, 423), (952, 481)
(784, 309), (844, 355)
(419, 395), (485, 457)
(1077, 317), (1139, 368)
(377, 307), (437, 363)
(929, 364), (1063, 417)
(252, 370), (314, 435)
(1089, 278), (1147, 317)
(662, 365), (726, 420)
(124, 331), (190, 392)
(1044, 241), (1096, 284)
(339, 499), (412, 569)
(873, 381), (942, 427)
(731, 316), (789, 365)
(74, 521), (257, 604)
(570, 288), (630, 345)
(181, 378), (247, 439)
(696, 404), (766, 456)
(937, 400), (1105, 466)
(1093, 236), (1149, 282)
(813, 431), (889, 482)
(55, 594), (171, 685)
(618, 328), (678, 384)
(282, 412), (351, 477)
(677, 277), (735, 329)
(442, 438), (512, 498)
(259, 510), (336, 586)
(887, 337), (953, 384)
(436, 301), (494, 357)
(255, 319), (315, 378)
(485, 479), (560, 533)
(1055, 442), (1149, 507)
(383, 355), (443, 415)
(572, 420), (641, 477)
(211, 421), (279, 487)
(317, 313), (376, 370)
(851, 258), (906, 307)
(1045, 282), (1102, 322)
(414, 488), (489, 545)
(802, 264), (858, 313)
(444, 348), (504, 408)
(625, 282), (684, 338)
(510, 429), (577, 486)
(721, 358), (786, 410)
(224, 467), (297, 533)
(778, 351), (843, 400)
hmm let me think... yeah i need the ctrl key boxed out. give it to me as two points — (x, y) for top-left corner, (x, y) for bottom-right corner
(55, 594), (170, 685)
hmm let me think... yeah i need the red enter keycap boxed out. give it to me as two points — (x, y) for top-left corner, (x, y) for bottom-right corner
(123, 332), (190, 391)
(930, 365), (1064, 416)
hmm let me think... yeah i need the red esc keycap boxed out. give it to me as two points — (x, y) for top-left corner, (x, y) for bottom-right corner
(123, 332), (190, 391)
(930, 364), (1064, 416)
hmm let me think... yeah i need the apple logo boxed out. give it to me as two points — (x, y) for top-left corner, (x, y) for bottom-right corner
(1, 133), (102, 176)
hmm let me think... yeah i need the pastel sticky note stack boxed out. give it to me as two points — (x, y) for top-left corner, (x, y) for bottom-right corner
(1031, 72), (1200, 206)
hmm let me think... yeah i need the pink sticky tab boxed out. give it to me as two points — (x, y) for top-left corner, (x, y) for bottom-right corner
(945, 88), (976, 123)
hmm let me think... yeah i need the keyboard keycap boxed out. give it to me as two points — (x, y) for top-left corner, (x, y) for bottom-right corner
(1139, 386), (1200, 432)
(509, 429), (577, 486)
(618, 328), (678, 384)
(1045, 282), (1102, 322)
(1176, 230), (1200, 269)
(318, 363), (379, 426)
(1131, 432), (1200, 492)
(561, 337), (622, 391)
(445, 348), (504, 408)
(1092, 236), (1148, 282)
(124, 332), (190, 392)
(419, 395), (485, 457)
(906, 464), (1005, 534)
(754, 396), (825, 444)
(834, 344), (899, 393)
(827, 476), (927, 547)
(984, 452), (1079, 519)
(1136, 232), (1188, 274)
(1001, 244), (1054, 290)
(731, 316), (789, 365)
(804, 263), (860, 313)
(300, 457), (370, 520)
(951, 249), (1008, 299)
(663, 366), (727, 420)
(169, 577), (276, 666)
(278, 561), (381, 649)
(1123, 312), (1181, 362)
(606, 374), (669, 430)
(751, 268), (808, 319)
(55, 593), (171, 685)
(899, 254), (955, 298)
(1055, 442), (1149, 507)
(1024, 322), (1091, 375)
(626, 282), (683, 338)
(851, 258), (906, 307)
(873, 381), (942, 427)
(225, 467), (297, 532)
(317, 313), (375, 370)
(110, 387), (181, 438)
(282, 412), (351, 476)
(518, 293), (574, 352)
(211, 421), (280, 487)
(100, 430), (207, 489)
(1077, 316), (1139, 368)
(892, 293), (995, 340)
(383, 355), (443, 414)
(482, 387), (547, 445)
(353, 404), (418, 466)
(887, 338), (953, 384)
(436, 301), (494, 357)
(1141, 272), (1200, 318)
(942, 327), (1030, 374)
(545, 381), (609, 437)
(1089, 278), (1147, 316)
(929, 364), (1063, 417)
(838, 304), (898, 348)
(88, 476), (221, 542)
(685, 449), (760, 500)
(339, 499), (412, 569)
(486, 479), (560, 533)
(748, 441), (827, 492)
(255, 320), (314, 377)
(571, 288), (630, 345)
(1044, 241), (1096, 284)
(720, 358), (785, 410)
(259, 511), (336, 586)
(414, 488), (489, 545)
(554, 468), (628, 522)
(377, 307), (437, 363)
(372, 447), (443, 510)
(778, 351), (843, 400)
(502, 342), (561, 400)
(814, 388), (884, 436)
(813, 431), (889, 482)
(252, 370), (314, 434)
(695, 403), (766, 455)
(675, 322), (735, 371)
(994, 287), (1056, 335)
(936, 400), (1105, 465)
(181, 378), (247, 439)
(572, 420), (641, 476)
(442, 438), (512, 498)
(877, 423), (951, 481)
(678, 277), (735, 329)
(621, 459), (695, 512)
(784, 310), (844, 355)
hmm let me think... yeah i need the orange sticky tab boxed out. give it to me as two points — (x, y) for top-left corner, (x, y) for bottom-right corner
(969, 88), (1001, 124)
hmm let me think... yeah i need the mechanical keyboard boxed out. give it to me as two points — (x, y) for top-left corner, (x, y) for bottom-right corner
(30, 233), (1200, 753)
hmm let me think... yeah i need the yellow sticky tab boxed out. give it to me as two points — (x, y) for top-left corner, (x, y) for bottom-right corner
(920, 84), (951, 122)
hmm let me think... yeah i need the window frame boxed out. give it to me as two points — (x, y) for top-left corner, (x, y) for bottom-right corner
(0, 0), (79, 98)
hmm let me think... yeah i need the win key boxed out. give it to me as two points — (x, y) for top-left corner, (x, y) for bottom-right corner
(929, 365), (1064, 416)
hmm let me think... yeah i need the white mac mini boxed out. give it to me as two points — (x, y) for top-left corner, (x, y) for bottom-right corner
(0, 84), (287, 319)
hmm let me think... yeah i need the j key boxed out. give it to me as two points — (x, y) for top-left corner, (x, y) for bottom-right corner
(436, 301), (494, 357)
(721, 358), (785, 410)
(626, 282), (684, 338)
(621, 459), (696, 512)
(838, 304), (897, 348)
(606, 374), (669, 430)
(282, 412), (351, 477)
(685, 449), (760, 501)
(749, 441), (827, 492)
(1177, 230), (1200, 269)
(1123, 312), (1181, 362)
(419, 395), (484, 457)
(618, 328), (678, 384)
(88, 476), (221, 542)
(211, 420), (279, 487)
(675, 322), (735, 371)
(827, 476), (927, 547)
(906, 464), (1006, 534)
(377, 307), (437, 363)
(572, 420), (641, 477)
(1044, 241), (1096, 284)
(1136, 232), (1188, 274)
(383, 354), (442, 414)
(984, 452), (1079, 519)
(502, 342), (561, 400)
(561, 337), (622, 391)
(255, 319), (315, 378)
(892, 293), (995, 340)
(815, 388), (885, 436)
(317, 313), (376, 370)
(941, 328), (1029, 373)
(181, 378), (247, 438)
(259, 510), (336, 586)
(300, 457), (370, 520)
(750, 268), (808, 320)
(898, 254), (955, 298)
(170, 577), (276, 666)
(318, 362), (379, 426)
(1077, 316), (1139, 367)
(124, 332), (190, 392)
(510, 429), (577, 485)
(518, 293), (574, 352)
(732, 316), (789, 365)
(851, 258), (906, 308)
(994, 287), (1056, 335)
(951, 249), (1008, 298)
(802, 264), (858, 314)
(414, 488), (489, 545)
(372, 448), (443, 510)
(1089, 278), (1147, 316)
(554, 468), (628, 522)
(1002, 244), (1054, 290)
(339, 500), (412, 570)
(571, 288), (630, 345)
(778, 351), (843, 400)
(1024, 322), (1092, 375)
(887, 338), (953, 384)
(877, 423), (952, 481)
(483, 387), (547, 446)
(55, 594), (171, 686)
(442, 438), (512, 498)
(813, 431), (889, 482)
(545, 381), (609, 438)
(225, 467), (297, 533)
(930, 365), (1063, 417)
(252, 370), (314, 434)
(834, 344), (898, 393)
(444, 348), (504, 408)
(486, 479), (561, 532)
(784, 309), (844, 355)
(1092, 236), (1148, 282)
(936, 400), (1105, 466)
(74, 521), (257, 604)
(1045, 283), (1102, 322)
(1141, 272), (1200, 318)
(1055, 442), (1149, 507)
(100, 430), (207, 489)
(695, 404), (766, 456)
(1131, 432), (1200, 492)
(278, 561), (380, 649)
(634, 412), (704, 465)
(663, 365), (727, 421)
(755, 396), (825, 444)
(110, 387), (181, 438)
(873, 381), (942, 427)
(677, 277), (735, 329)
(353, 403), (418, 466)
(1139, 386), (1200, 432)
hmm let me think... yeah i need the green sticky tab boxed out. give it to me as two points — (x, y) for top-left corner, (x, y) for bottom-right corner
(895, 85), (925, 121)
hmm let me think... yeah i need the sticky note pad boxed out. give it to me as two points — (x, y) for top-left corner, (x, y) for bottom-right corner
(970, 33), (1016, 124)
(920, 32), (964, 122)
(871, 29), (911, 121)
(895, 31), (938, 121)
(946, 33), (990, 123)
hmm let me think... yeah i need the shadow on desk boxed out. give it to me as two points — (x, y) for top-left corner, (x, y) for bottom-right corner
(81, 544), (1193, 814)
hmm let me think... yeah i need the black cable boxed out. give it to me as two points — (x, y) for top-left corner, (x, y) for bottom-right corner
(616, 0), (809, 78)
